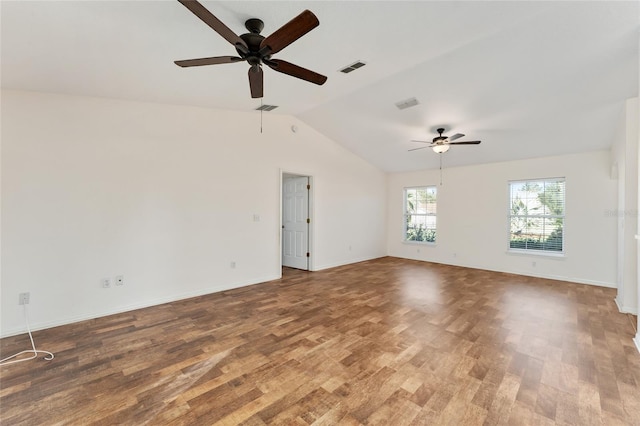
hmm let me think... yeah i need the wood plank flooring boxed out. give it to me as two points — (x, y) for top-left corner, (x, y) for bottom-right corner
(1, 257), (639, 425)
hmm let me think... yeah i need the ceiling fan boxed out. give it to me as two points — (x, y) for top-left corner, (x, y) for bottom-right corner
(409, 128), (481, 153)
(174, 0), (327, 98)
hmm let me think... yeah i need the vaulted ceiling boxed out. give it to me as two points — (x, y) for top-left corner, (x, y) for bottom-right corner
(2, 1), (638, 172)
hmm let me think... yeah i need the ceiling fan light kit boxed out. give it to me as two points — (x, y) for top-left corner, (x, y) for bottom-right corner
(175, 0), (327, 99)
(432, 144), (450, 154)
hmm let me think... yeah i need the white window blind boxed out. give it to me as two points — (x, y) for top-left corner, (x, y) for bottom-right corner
(508, 178), (565, 253)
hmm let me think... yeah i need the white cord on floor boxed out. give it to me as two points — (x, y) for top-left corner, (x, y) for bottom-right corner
(0, 304), (54, 366)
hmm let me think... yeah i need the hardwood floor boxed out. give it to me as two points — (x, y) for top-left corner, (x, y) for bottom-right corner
(1, 257), (639, 425)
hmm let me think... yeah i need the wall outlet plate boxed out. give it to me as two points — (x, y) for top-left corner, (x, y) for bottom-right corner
(102, 278), (111, 288)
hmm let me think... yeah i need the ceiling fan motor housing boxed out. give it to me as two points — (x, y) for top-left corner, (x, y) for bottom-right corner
(238, 20), (270, 66)
(408, 127), (480, 152)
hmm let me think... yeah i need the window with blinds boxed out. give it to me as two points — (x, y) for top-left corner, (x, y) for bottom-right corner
(404, 186), (437, 243)
(508, 178), (565, 253)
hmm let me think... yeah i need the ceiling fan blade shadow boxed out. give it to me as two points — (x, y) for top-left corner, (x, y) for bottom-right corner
(178, 0), (248, 51)
(448, 133), (465, 142)
(174, 56), (243, 67)
(266, 60), (326, 85)
(408, 146), (430, 152)
(260, 10), (319, 55)
(449, 141), (481, 145)
(410, 140), (432, 144)
(249, 66), (263, 98)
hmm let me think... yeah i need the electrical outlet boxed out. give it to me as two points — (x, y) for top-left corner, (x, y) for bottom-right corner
(230, 261), (236, 269)
(115, 275), (124, 286)
(18, 292), (30, 305)
(102, 278), (111, 288)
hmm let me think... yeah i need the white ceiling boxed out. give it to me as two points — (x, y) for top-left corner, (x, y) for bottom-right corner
(2, 1), (638, 172)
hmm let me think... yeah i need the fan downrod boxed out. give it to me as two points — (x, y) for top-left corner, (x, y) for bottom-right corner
(433, 128), (447, 143)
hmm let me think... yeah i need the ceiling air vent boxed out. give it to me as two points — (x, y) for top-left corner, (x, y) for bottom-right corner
(255, 104), (278, 111)
(394, 97), (419, 110)
(339, 61), (366, 74)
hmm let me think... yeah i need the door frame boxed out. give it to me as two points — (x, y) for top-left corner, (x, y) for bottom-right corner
(279, 169), (314, 273)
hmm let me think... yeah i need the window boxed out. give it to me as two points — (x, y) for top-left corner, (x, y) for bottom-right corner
(509, 178), (565, 253)
(404, 186), (436, 243)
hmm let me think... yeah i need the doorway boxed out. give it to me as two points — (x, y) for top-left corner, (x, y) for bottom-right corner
(281, 173), (312, 270)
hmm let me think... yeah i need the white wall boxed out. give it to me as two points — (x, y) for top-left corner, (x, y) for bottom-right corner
(613, 98), (639, 315)
(1, 90), (387, 337)
(387, 151), (617, 287)
(1, 89), (629, 339)
(611, 105), (627, 311)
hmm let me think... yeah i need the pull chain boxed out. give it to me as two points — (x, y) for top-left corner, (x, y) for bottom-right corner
(260, 98), (263, 134)
(439, 153), (443, 186)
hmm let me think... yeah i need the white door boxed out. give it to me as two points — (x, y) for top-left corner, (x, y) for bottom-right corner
(282, 176), (309, 270)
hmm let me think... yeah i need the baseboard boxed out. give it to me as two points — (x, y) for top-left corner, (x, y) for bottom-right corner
(621, 306), (639, 315)
(613, 296), (639, 315)
(615, 297), (623, 312)
(0, 274), (280, 339)
(312, 255), (386, 272)
(389, 255), (616, 289)
(490, 267), (616, 288)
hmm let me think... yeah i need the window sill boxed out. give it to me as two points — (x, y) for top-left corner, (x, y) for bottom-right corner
(506, 249), (565, 259)
(403, 241), (436, 246)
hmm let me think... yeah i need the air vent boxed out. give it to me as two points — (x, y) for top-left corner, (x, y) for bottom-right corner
(339, 61), (366, 74)
(255, 104), (278, 111)
(394, 97), (419, 110)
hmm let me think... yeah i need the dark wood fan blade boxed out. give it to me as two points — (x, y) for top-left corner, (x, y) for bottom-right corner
(266, 59), (327, 85)
(449, 141), (481, 145)
(259, 10), (319, 55)
(174, 56), (243, 67)
(248, 66), (263, 98)
(177, 0), (248, 51)
(448, 133), (465, 141)
(408, 146), (429, 152)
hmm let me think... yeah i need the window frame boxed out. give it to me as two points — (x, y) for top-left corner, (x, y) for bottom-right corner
(403, 186), (437, 244)
(507, 177), (565, 256)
